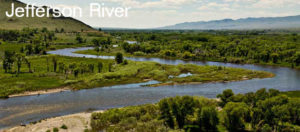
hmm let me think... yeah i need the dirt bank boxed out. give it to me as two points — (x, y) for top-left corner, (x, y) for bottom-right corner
(2, 110), (103, 132)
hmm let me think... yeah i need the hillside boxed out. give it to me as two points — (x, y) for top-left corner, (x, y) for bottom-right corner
(0, 0), (94, 32)
(161, 15), (300, 30)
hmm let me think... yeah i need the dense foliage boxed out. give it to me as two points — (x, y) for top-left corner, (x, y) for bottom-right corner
(102, 31), (300, 68)
(90, 89), (300, 132)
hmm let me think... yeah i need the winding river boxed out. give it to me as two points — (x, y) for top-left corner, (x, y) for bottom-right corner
(0, 47), (300, 129)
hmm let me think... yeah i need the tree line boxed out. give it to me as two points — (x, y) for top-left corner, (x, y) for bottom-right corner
(90, 88), (299, 132)
(114, 31), (300, 68)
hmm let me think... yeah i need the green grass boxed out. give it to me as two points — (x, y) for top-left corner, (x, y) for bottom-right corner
(0, 54), (274, 98)
(75, 48), (146, 58)
(281, 91), (300, 98)
(0, 0), (93, 32)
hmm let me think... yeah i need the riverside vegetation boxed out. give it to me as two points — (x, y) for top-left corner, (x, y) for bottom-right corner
(77, 30), (300, 69)
(0, 28), (274, 98)
(88, 88), (300, 132)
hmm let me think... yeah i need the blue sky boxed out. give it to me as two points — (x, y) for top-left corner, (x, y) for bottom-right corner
(20, 0), (300, 28)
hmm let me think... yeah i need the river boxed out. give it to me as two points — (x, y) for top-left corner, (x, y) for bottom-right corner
(0, 47), (299, 129)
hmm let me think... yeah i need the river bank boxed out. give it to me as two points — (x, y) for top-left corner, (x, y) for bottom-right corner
(1, 47), (274, 98)
(2, 110), (103, 132)
(8, 87), (71, 98)
(6, 71), (274, 98)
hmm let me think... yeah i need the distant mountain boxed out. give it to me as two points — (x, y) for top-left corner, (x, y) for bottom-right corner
(160, 15), (300, 30)
(0, 0), (94, 31)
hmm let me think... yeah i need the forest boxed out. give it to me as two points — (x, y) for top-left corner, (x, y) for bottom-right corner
(79, 30), (300, 68)
(89, 88), (300, 132)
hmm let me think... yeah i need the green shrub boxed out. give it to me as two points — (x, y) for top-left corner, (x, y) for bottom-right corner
(53, 127), (59, 132)
(61, 124), (68, 129)
(133, 51), (145, 56)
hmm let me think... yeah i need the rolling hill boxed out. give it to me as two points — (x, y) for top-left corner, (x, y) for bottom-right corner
(0, 0), (94, 31)
(160, 15), (300, 30)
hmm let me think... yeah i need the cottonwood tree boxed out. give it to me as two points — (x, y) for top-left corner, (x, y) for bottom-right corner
(197, 106), (219, 131)
(108, 63), (113, 72)
(97, 62), (103, 73)
(223, 102), (250, 131)
(158, 98), (174, 129)
(52, 57), (58, 72)
(24, 57), (32, 73)
(3, 51), (15, 73)
(115, 53), (123, 64)
(16, 53), (25, 74)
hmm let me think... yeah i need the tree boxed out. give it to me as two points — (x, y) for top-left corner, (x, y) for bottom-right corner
(52, 57), (58, 72)
(41, 27), (48, 33)
(92, 39), (100, 47)
(69, 63), (77, 74)
(58, 62), (65, 73)
(108, 63), (113, 72)
(217, 89), (235, 107)
(88, 64), (95, 73)
(271, 53), (279, 63)
(123, 60), (128, 65)
(158, 99), (174, 129)
(197, 106), (219, 132)
(223, 102), (249, 131)
(16, 54), (24, 74)
(46, 57), (50, 72)
(294, 52), (300, 66)
(74, 69), (79, 78)
(3, 50), (15, 73)
(169, 96), (196, 129)
(256, 95), (289, 130)
(24, 58), (32, 73)
(55, 28), (59, 33)
(94, 47), (100, 55)
(76, 35), (83, 43)
(97, 62), (103, 73)
(115, 52), (124, 64)
(287, 99), (300, 125)
(25, 45), (33, 55)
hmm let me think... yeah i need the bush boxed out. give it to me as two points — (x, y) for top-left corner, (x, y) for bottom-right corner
(115, 52), (124, 64)
(133, 51), (145, 56)
(53, 127), (59, 132)
(61, 124), (68, 129)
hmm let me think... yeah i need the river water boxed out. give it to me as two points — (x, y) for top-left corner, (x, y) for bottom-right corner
(0, 47), (299, 129)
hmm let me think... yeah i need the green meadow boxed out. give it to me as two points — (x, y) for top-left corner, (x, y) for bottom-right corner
(0, 53), (273, 98)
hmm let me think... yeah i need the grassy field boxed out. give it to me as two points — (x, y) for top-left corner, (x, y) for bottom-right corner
(0, 31), (108, 58)
(0, 0), (93, 32)
(0, 53), (274, 98)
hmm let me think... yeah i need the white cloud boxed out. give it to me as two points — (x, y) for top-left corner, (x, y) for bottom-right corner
(253, 0), (300, 8)
(198, 2), (233, 11)
(99, 0), (197, 8)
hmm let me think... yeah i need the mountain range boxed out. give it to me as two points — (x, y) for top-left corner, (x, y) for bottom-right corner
(160, 15), (300, 30)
